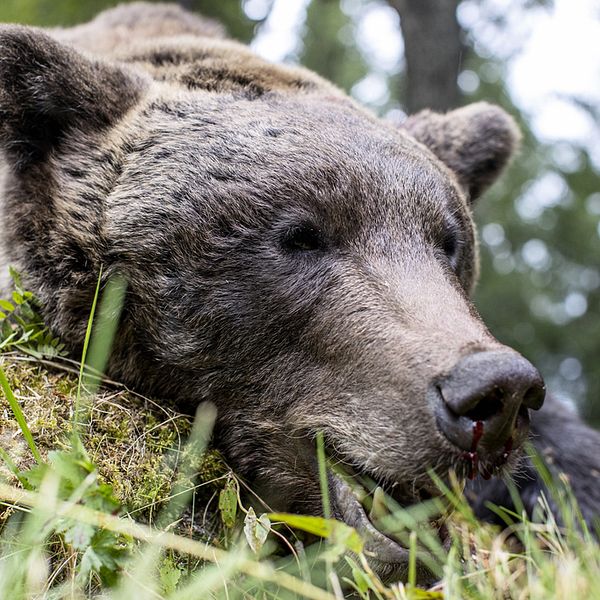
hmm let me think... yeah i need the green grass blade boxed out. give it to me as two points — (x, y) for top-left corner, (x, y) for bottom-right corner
(83, 273), (127, 395)
(72, 269), (127, 446)
(0, 445), (30, 488)
(154, 402), (217, 529)
(74, 265), (103, 421)
(0, 361), (41, 463)
(316, 430), (330, 520)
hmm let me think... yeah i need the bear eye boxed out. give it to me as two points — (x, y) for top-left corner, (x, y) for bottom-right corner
(281, 223), (325, 253)
(439, 223), (463, 270)
(442, 231), (458, 260)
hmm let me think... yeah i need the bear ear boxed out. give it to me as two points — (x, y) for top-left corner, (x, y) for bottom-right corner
(402, 102), (521, 202)
(0, 25), (144, 168)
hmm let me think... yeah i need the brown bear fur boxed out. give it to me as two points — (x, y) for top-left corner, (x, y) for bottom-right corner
(2, 2), (592, 584)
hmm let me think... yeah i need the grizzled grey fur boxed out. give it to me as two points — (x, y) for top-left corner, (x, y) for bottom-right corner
(0, 2), (598, 582)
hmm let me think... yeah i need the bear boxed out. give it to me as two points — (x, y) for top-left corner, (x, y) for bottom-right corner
(0, 2), (598, 585)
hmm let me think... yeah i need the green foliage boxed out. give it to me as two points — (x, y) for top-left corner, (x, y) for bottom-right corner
(0, 268), (131, 588)
(0, 0), (122, 27)
(218, 474), (239, 529)
(1, 322), (600, 598)
(0, 268), (66, 359)
(159, 554), (183, 594)
(269, 512), (364, 557)
(0, 362), (41, 466)
(299, 0), (369, 92)
(21, 447), (132, 586)
(2, 434), (600, 599)
(0, 0), (264, 42)
(243, 507), (271, 554)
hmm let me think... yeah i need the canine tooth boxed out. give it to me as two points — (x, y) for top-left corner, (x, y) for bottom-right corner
(369, 486), (390, 522)
(350, 482), (368, 503)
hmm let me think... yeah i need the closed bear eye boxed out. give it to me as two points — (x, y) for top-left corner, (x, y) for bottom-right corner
(439, 224), (463, 270)
(442, 231), (458, 260)
(281, 223), (325, 253)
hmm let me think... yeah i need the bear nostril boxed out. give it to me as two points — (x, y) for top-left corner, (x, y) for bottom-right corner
(523, 384), (545, 411)
(463, 389), (504, 422)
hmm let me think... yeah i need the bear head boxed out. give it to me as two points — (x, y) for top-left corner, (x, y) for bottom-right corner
(0, 23), (544, 583)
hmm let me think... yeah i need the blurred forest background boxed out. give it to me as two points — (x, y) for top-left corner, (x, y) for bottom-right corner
(0, 0), (599, 422)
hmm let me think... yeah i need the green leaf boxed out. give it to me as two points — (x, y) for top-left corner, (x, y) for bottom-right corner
(409, 590), (444, 599)
(160, 556), (182, 594)
(79, 545), (103, 578)
(268, 512), (364, 554)
(351, 566), (370, 594)
(218, 476), (238, 528)
(1, 320), (12, 339)
(0, 299), (14, 312)
(86, 483), (121, 514)
(0, 362), (42, 463)
(19, 303), (35, 321)
(11, 291), (23, 305)
(19, 463), (49, 489)
(8, 266), (22, 289)
(47, 450), (92, 490)
(243, 507), (271, 554)
(0, 267), (65, 358)
(78, 528), (130, 586)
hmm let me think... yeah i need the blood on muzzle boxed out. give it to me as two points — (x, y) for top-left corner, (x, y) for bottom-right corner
(431, 350), (546, 471)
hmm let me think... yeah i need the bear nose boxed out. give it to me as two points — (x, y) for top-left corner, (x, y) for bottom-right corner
(433, 351), (545, 454)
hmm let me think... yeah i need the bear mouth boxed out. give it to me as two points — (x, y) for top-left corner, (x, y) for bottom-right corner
(329, 469), (445, 584)
(327, 446), (519, 583)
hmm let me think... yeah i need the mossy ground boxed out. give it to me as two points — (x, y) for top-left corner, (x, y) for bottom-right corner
(2, 354), (600, 599)
(0, 353), (229, 539)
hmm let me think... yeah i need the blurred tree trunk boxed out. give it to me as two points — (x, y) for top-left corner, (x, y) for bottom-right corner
(389, 0), (463, 113)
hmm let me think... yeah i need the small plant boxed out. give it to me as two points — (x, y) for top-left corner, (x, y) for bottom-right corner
(21, 447), (132, 586)
(0, 267), (65, 359)
(0, 270), (132, 591)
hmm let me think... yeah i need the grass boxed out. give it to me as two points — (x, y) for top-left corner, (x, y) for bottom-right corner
(1, 273), (600, 599)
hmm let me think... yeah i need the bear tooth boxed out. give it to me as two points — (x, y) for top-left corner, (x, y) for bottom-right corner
(369, 486), (390, 523)
(332, 469), (368, 503)
(345, 479), (367, 504)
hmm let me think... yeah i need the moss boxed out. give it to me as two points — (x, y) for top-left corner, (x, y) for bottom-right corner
(0, 355), (229, 537)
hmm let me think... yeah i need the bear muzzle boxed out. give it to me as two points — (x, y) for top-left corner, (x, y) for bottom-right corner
(431, 350), (546, 478)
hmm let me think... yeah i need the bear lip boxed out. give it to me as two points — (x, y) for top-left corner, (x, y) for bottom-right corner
(330, 473), (445, 584)
(331, 474), (410, 568)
